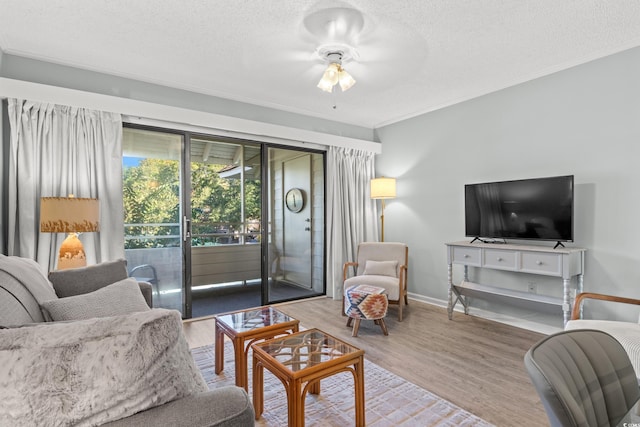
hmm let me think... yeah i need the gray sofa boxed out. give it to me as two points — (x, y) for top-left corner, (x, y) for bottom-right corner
(0, 255), (254, 427)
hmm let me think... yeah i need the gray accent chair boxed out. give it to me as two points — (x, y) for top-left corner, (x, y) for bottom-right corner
(524, 329), (640, 427)
(565, 292), (640, 380)
(0, 255), (254, 426)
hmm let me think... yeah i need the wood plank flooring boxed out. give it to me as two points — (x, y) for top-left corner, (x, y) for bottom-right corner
(182, 297), (548, 427)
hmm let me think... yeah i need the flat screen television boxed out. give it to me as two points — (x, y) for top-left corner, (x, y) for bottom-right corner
(465, 175), (574, 243)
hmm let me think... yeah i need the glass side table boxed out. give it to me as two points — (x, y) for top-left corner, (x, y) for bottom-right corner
(252, 328), (365, 427)
(214, 306), (299, 391)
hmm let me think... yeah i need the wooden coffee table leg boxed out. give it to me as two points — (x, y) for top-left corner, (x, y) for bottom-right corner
(354, 356), (366, 427)
(214, 324), (224, 374)
(252, 356), (264, 420)
(289, 379), (304, 427)
(234, 337), (247, 390)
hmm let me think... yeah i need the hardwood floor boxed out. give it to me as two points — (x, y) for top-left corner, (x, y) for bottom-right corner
(182, 297), (548, 427)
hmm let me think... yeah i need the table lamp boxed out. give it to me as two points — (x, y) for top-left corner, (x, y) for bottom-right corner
(40, 196), (100, 270)
(370, 177), (396, 242)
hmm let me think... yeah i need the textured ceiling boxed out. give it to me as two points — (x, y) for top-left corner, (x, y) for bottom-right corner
(1, 0), (639, 129)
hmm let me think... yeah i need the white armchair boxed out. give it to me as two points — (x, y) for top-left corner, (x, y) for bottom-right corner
(343, 242), (408, 321)
(565, 292), (640, 378)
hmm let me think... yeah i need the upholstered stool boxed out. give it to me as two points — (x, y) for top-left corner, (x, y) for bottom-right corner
(344, 285), (389, 337)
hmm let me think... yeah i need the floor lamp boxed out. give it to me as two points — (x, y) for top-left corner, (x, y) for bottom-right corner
(370, 177), (396, 242)
(40, 196), (100, 270)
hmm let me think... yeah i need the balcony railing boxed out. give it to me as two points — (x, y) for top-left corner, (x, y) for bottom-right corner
(124, 222), (260, 249)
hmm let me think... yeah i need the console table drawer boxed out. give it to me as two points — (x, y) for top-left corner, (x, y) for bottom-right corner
(483, 249), (517, 270)
(521, 252), (562, 276)
(451, 246), (481, 266)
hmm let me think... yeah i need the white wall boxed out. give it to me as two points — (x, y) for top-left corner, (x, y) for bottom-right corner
(376, 46), (640, 329)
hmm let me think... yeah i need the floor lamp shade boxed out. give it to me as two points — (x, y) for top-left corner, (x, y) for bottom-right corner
(370, 177), (397, 199)
(40, 197), (100, 269)
(370, 177), (396, 242)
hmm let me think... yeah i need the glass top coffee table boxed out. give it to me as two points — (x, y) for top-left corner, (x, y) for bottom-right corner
(214, 306), (299, 391)
(252, 328), (365, 427)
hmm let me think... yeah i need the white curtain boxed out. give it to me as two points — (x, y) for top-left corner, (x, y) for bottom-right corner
(326, 146), (378, 299)
(6, 99), (124, 271)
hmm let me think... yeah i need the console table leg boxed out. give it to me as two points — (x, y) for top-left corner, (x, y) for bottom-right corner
(447, 264), (454, 320)
(562, 278), (571, 325)
(577, 273), (584, 318)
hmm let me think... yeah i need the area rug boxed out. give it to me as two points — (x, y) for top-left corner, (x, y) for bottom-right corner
(191, 342), (493, 427)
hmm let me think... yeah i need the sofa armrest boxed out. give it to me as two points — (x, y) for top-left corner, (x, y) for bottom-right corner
(101, 387), (254, 427)
(137, 281), (153, 308)
(571, 292), (640, 320)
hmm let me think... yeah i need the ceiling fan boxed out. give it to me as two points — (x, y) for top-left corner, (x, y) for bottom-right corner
(255, 5), (428, 102)
(304, 7), (364, 93)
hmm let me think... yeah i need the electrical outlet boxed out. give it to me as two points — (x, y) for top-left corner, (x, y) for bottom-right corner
(527, 282), (537, 294)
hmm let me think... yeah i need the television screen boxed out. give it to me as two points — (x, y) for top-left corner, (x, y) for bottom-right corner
(465, 175), (574, 242)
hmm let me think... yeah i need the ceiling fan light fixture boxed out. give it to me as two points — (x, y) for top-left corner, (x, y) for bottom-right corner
(338, 68), (356, 91)
(317, 62), (341, 92)
(317, 75), (335, 92)
(316, 49), (356, 93)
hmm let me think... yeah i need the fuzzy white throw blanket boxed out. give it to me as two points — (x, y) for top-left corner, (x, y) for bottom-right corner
(0, 309), (207, 426)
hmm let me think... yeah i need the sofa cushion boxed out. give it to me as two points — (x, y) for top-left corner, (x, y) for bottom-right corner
(41, 277), (150, 321)
(0, 309), (208, 426)
(101, 388), (254, 427)
(48, 258), (129, 298)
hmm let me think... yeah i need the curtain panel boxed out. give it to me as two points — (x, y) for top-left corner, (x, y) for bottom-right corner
(326, 146), (378, 299)
(6, 99), (124, 271)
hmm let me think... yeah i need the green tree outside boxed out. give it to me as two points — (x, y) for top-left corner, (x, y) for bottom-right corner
(124, 158), (261, 249)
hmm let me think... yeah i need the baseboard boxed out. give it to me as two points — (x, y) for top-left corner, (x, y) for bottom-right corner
(407, 292), (562, 335)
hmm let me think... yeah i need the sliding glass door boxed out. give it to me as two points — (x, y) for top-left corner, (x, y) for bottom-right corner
(122, 125), (325, 318)
(189, 135), (262, 317)
(265, 147), (325, 303)
(122, 127), (185, 315)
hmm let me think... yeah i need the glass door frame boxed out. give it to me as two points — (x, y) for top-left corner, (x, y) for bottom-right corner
(182, 131), (193, 318)
(260, 144), (327, 306)
(124, 123), (327, 317)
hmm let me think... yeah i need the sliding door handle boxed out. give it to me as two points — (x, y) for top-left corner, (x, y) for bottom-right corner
(183, 216), (191, 241)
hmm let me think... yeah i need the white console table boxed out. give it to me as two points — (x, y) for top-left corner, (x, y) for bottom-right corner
(446, 241), (586, 325)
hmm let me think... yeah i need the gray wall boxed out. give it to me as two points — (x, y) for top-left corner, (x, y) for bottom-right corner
(0, 54), (375, 142)
(0, 47), (4, 252)
(376, 46), (640, 329)
(3, 43), (640, 329)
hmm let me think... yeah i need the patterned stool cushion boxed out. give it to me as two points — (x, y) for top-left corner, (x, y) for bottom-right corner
(345, 285), (388, 320)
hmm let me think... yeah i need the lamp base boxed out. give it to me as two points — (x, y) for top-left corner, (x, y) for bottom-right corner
(57, 233), (87, 270)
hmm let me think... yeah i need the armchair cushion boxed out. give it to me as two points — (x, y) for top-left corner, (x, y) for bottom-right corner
(41, 277), (150, 321)
(362, 260), (398, 277)
(0, 309), (208, 426)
